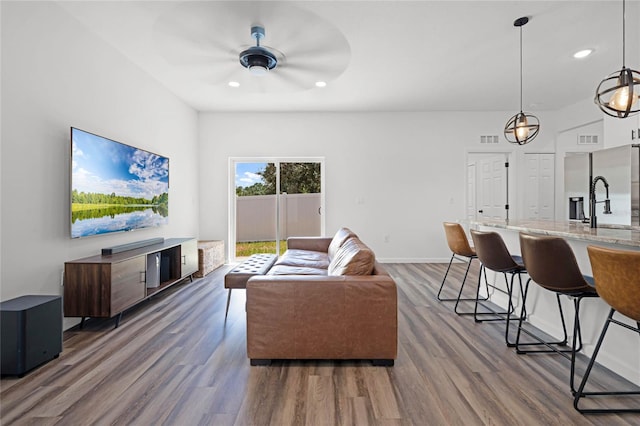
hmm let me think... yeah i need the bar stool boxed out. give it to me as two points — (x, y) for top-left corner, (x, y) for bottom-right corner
(517, 232), (599, 394)
(470, 229), (526, 346)
(574, 245), (640, 413)
(438, 222), (488, 315)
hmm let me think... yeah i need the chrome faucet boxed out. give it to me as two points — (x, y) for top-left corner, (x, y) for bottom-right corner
(590, 175), (612, 228)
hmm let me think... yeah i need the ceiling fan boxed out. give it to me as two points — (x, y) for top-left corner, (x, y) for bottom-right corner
(152, 1), (350, 92)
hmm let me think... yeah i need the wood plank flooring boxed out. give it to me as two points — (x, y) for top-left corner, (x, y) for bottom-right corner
(1, 262), (639, 425)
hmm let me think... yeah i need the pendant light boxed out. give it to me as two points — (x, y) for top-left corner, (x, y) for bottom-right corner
(504, 17), (539, 145)
(595, 0), (639, 118)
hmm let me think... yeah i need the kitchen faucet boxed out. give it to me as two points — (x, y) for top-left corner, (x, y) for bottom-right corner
(590, 175), (612, 228)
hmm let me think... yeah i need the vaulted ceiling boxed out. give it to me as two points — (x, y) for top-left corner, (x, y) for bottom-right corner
(58, 1), (640, 112)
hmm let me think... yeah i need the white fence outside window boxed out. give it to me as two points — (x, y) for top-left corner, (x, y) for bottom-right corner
(236, 193), (321, 242)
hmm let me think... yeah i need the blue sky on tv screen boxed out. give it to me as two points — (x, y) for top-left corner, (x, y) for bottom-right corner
(72, 128), (169, 200)
(235, 162), (267, 188)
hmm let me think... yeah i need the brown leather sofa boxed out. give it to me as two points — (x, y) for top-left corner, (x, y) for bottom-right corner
(246, 228), (398, 366)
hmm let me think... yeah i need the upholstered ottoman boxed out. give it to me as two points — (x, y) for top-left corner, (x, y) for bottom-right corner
(224, 254), (277, 319)
(194, 240), (224, 278)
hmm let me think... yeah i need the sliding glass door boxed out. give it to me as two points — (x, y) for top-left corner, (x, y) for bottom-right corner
(230, 158), (324, 261)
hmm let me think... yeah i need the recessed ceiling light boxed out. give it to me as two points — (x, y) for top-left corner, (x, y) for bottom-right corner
(573, 49), (593, 59)
(228, 81), (240, 88)
(315, 81), (327, 88)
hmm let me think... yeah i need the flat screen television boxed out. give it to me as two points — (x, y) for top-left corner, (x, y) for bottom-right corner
(70, 127), (169, 238)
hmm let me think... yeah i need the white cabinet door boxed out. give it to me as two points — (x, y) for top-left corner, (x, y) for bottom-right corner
(603, 114), (640, 148)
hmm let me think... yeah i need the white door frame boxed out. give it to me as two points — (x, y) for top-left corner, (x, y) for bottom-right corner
(228, 157), (326, 263)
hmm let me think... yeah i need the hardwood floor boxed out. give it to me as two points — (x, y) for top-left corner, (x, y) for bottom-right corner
(1, 263), (638, 425)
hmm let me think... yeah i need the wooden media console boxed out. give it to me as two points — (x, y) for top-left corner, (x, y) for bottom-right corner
(64, 238), (198, 327)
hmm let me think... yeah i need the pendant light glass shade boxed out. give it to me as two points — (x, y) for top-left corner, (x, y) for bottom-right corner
(504, 17), (539, 145)
(595, 0), (640, 118)
(595, 68), (640, 119)
(505, 111), (540, 145)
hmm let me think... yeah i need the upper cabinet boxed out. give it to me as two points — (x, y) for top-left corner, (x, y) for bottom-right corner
(604, 114), (640, 148)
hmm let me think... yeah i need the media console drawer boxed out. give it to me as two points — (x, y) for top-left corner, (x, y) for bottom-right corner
(111, 257), (146, 314)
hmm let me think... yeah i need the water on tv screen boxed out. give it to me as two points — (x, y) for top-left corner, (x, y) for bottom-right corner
(70, 127), (169, 238)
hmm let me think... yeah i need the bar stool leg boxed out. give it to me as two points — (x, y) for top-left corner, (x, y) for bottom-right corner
(570, 297), (584, 395)
(438, 253), (486, 307)
(515, 279), (576, 357)
(469, 268), (526, 346)
(437, 253), (456, 301)
(452, 258), (473, 310)
(574, 308), (640, 413)
(452, 260), (489, 315)
(503, 272), (521, 347)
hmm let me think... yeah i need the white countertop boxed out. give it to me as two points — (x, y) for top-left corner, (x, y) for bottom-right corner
(470, 219), (640, 248)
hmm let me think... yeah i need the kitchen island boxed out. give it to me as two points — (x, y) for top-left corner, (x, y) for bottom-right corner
(469, 219), (640, 386)
(472, 219), (640, 248)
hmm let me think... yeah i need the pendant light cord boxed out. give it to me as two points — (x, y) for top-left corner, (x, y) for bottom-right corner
(519, 24), (523, 113)
(622, 0), (626, 67)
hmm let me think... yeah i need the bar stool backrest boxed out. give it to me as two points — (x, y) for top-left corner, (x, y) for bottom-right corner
(587, 245), (640, 322)
(470, 229), (521, 272)
(443, 222), (475, 257)
(520, 232), (594, 294)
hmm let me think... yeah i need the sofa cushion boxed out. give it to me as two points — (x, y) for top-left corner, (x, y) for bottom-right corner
(275, 249), (330, 269)
(267, 264), (328, 276)
(328, 237), (375, 276)
(328, 227), (357, 260)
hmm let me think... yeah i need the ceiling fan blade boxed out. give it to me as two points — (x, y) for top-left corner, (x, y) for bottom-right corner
(268, 69), (312, 92)
(281, 57), (348, 74)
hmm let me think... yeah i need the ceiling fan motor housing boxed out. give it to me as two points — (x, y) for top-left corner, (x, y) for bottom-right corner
(239, 25), (278, 73)
(239, 46), (277, 71)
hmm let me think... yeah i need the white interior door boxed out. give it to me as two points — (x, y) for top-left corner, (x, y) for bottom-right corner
(466, 163), (477, 221)
(538, 154), (555, 220)
(524, 155), (540, 219)
(477, 155), (508, 220)
(524, 153), (555, 220)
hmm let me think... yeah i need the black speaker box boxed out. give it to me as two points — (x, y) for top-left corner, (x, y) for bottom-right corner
(1, 295), (62, 377)
(160, 253), (171, 283)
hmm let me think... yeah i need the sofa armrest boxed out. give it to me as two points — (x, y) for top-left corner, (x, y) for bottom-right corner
(286, 237), (333, 252)
(246, 275), (397, 360)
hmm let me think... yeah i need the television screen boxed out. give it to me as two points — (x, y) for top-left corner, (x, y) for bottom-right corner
(70, 127), (169, 238)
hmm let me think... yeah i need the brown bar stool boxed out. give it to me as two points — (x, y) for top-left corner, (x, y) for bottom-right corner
(438, 222), (488, 314)
(574, 245), (640, 414)
(517, 232), (599, 394)
(470, 229), (526, 346)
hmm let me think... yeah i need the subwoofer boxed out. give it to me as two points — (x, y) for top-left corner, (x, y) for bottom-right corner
(1, 295), (62, 377)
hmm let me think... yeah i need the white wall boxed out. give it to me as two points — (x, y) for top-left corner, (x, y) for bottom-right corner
(198, 111), (555, 262)
(0, 2), (199, 328)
